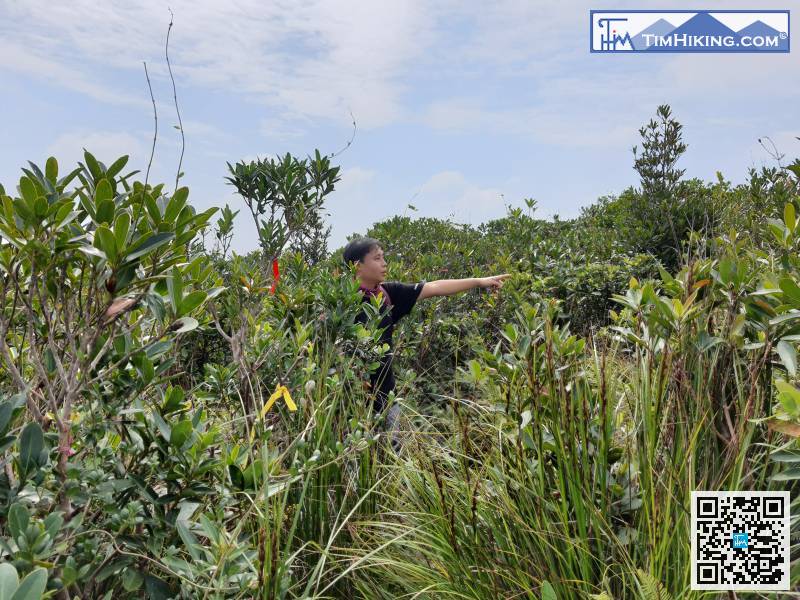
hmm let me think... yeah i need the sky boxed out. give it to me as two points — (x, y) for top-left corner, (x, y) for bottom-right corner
(1, 0), (797, 255)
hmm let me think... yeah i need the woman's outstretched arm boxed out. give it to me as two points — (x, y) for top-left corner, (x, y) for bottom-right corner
(418, 274), (511, 300)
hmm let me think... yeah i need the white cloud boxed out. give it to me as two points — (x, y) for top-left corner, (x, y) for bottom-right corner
(5, 0), (793, 143)
(659, 53), (799, 98)
(0, 0), (440, 129)
(0, 39), (149, 108)
(258, 117), (310, 143)
(337, 166), (377, 189)
(42, 128), (215, 192)
(420, 98), (640, 148)
(327, 166), (381, 248)
(46, 130), (147, 174)
(328, 167), (514, 249)
(415, 170), (508, 225)
(219, 193), (259, 256)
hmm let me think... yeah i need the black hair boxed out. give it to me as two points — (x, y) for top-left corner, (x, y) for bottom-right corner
(342, 237), (382, 266)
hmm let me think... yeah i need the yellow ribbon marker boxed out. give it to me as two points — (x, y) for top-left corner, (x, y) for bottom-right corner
(261, 384), (297, 418)
(250, 384), (297, 443)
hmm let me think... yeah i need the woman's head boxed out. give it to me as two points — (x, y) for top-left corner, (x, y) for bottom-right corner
(343, 237), (386, 286)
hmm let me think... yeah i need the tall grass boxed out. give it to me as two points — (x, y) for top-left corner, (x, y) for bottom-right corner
(335, 294), (784, 599)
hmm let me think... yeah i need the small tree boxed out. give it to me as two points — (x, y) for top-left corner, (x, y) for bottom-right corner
(630, 104), (690, 267)
(216, 150), (339, 419)
(225, 150), (340, 271)
(0, 151), (219, 514)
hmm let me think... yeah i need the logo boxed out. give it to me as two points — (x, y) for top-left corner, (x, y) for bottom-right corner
(590, 10), (790, 52)
(692, 491), (789, 591)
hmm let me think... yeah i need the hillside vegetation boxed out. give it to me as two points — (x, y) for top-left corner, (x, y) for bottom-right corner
(0, 105), (799, 598)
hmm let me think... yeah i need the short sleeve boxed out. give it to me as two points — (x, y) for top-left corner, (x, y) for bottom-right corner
(383, 281), (425, 322)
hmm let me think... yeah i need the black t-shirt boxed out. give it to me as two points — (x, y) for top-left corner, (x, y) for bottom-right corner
(355, 281), (425, 412)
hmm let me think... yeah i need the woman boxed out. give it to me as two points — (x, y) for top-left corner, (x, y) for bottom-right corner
(342, 236), (510, 450)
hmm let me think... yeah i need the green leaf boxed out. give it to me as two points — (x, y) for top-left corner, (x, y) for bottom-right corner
(540, 580), (557, 600)
(96, 199), (115, 225)
(114, 212), (131, 249)
(242, 459), (264, 489)
(770, 450), (800, 463)
(266, 475), (301, 498)
(43, 512), (63, 539)
(779, 277), (800, 307)
(769, 311), (800, 326)
(12, 198), (32, 223)
(152, 411), (171, 442)
(57, 167), (82, 190)
(696, 331), (722, 352)
(170, 419), (192, 448)
(786, 203), (797, 233)
(78, 245), (107, 261)
(9, 567), (47, 600)
(0, 396), (21, 435)
(176, 521), (203, 561)
(94, 178), (112, 205)
(54, 203), (77, 228)
(145, 340), (173, 359)
(776, 380), (800, 418)
(165, 187), (189, 222)
(171, 317), (198, 333)
(84, 150), (103, 180)
(162, 386), (185, 415)
(167, 268), (183, 313)
(124, 232), (174, 262)
(719, 258), (737, 286)
(8, 503), (29, 540)
(777, 340), (797, 377)
(45, 157), (58, 184)
(228, 464), (245, 490)
(769, 221), (788, 245)
(94, 226), (118, 262)
(0, 562), (19, 600)
(198, 514), (222, 545)
(179, 290), (207, 317)
(143, 574), (174, 600)
(18, 422), (43, 478)
(105, 156), (129, 180)
(121, 567), (143, 592)
(33, 196), (48, 219)
(770, 466), (800, 481)
(18, 177), (36, 204)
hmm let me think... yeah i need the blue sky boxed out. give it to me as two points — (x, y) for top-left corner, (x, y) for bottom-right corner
(1, 0), (797, 254)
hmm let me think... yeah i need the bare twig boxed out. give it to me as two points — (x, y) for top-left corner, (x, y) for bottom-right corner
(143, 62), (158, 191)
(132, 61), (158, 236)
(166, 7), (185, 192)
(328, 108), (357, 159)
(758, 136), (785, 168)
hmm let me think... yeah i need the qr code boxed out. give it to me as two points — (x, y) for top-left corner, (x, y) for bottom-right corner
(691, 491), (790, 590)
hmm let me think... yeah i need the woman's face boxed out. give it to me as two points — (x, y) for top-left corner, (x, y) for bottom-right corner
(357, 245), (387, 284)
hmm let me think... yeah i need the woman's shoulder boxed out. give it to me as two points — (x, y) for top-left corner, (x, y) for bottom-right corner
(382, 280), (424, 289)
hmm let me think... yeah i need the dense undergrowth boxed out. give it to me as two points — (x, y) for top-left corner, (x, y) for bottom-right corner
(1, 108), (800, 598)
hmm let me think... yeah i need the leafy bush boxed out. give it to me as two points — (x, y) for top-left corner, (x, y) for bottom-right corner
(1, 114), (799, 598)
